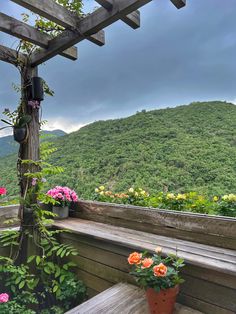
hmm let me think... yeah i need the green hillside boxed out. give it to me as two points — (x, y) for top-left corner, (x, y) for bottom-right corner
(1, 101), (236, 199)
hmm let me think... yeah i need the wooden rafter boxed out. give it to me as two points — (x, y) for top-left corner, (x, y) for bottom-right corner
(95, 1), (140, 29)
(170, 0), (186, 9)
(0, 12), (77, 60)
(0, 44), (26, 66)
(30, 0), (153, 66)
(10, 0), (105, 47)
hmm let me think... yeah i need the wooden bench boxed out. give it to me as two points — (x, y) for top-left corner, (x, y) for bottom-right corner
(54, 218), (236, 314)
(65, 283), (203, 314)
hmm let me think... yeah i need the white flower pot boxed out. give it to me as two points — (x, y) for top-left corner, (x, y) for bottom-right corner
(52, 206), (69, 219)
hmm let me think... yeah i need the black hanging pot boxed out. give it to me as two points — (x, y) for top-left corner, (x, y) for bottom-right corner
(13, 125), (29, 144)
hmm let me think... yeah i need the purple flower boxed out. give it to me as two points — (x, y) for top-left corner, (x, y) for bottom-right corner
(41, 178), (47, 183)
(28, 100), (41, 109)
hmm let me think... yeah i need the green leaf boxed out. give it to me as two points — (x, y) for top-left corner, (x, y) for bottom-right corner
(27, 255), (35, 263)
(19, 281), (25, 289)
(36, 256), (41, 265)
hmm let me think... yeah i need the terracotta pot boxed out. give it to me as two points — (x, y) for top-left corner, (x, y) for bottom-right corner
(146, 285), (179, 314)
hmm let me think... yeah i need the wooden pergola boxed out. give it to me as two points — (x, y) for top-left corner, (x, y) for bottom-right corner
(0, 0), (186, 228)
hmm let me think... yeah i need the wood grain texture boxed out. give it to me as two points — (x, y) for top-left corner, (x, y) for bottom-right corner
(0, 44), (26, 65)
(57, 221), (236, 313)
(61, 232), (236, 290)
(73, 200), (236, 249)
(54, 218), (236, 276)
(0, 12), (77, 60)
(65, 283), (203, 314)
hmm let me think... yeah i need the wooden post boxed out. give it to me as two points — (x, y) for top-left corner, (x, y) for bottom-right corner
(17, 63), (40, 264)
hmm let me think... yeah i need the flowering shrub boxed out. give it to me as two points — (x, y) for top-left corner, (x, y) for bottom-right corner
(217, 194), (236, 217)
(94, 186), (236, 217)
(128, 248), (185, 292)
(94, 186), (149, 206)
(47, 186), (78, 207)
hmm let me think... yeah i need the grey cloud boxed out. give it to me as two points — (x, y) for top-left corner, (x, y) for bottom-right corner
(1, 0), (236, 131)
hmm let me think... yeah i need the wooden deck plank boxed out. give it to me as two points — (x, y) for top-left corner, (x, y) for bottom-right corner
(65, 283), (203, 314)
(53, 218), (236, 276)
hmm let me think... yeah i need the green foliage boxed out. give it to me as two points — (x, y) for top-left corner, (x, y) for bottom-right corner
(2, 102), (236, 214)
(94, 187), (236, 217)
(0, 143), (86, 313)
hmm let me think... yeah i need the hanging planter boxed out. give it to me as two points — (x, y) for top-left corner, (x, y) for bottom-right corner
(13, 125), (29, 144)
(0, 110), (32, 144)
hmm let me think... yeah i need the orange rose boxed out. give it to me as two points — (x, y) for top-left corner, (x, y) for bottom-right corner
(128, 252), (142, 265)
(153, 263), (167, 277)
(141, 258), (154, 269)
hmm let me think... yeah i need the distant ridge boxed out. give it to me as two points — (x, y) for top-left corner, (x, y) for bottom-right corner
(0, 129), (66, 157)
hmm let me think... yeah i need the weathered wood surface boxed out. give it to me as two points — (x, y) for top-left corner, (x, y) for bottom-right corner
(65, 283), (202, 314)
(0, 205), (19, 227)
(54, 218), (236, 276)
(73, 199), (236, 249)
(96, 1), (140, 29)
(0, 44), (26, 66)
(0, 12), (77, 60)
(58, 223), (236, 313)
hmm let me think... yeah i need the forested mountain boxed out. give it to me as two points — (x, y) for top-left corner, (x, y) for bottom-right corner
(0, 129), (66, 157)
(1, 101), (236, 199)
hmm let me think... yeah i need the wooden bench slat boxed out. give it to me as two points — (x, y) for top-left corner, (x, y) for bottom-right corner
(54, 218), (236, 276)
(65, 283), (203, 314)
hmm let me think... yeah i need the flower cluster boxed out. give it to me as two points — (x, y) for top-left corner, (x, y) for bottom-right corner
(94, 186), (149, 206)
(0, 187), (7, 196)
(93, 186), (236, 217)
(47, 186), (78, 206)
(0, 293), (9, 303)
(128, 248), (184, 292)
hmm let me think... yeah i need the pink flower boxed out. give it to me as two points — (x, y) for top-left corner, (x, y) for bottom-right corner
(0, 187), (7, 195)
(0, 293), (9, 303)
(46, 186), (78, 204)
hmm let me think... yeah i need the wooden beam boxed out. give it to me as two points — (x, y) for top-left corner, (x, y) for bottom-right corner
(10, 0), (105, 47)
(30, 0), (152, 66)
(0, 12), (77, 60)
(87, 30), (105, 46)
(170, 0), (186, 9)
(0, 44), (26, 66)
(10, 0), (76, 28)
(121, 10), (140, 29)
(96, 0), (140, 29)
(96, 0), (113, 11)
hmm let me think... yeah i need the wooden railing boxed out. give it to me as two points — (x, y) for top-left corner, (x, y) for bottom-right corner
(72, 200), (236, 250)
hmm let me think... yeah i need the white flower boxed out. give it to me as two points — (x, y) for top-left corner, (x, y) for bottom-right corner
(128, 188), (134, 193)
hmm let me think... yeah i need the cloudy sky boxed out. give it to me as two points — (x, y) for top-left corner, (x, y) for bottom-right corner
(0, 0), (236, 135)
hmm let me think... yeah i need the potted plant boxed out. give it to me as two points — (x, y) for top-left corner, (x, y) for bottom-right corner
(0, 109), (31, 143)
(46, 186), (78, 219)
(128, 247), (185, 314)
